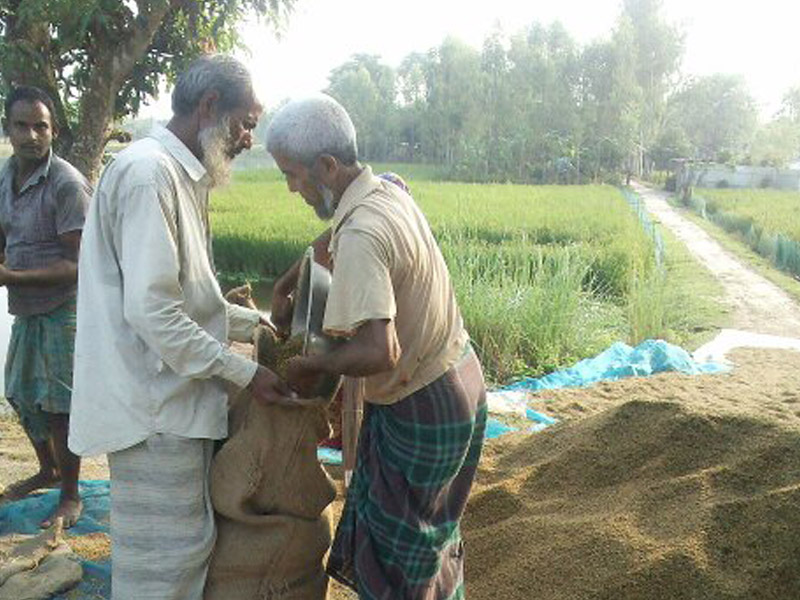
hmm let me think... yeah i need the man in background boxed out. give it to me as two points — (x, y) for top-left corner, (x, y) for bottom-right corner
(69, 55), (290, 600)
(0, 85), (91, 529)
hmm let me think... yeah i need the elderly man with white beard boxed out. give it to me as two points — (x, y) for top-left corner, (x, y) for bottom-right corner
(68, 55), (291, 600)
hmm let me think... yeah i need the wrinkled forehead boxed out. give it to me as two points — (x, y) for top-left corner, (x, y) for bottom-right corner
(272, 152), (307, 176)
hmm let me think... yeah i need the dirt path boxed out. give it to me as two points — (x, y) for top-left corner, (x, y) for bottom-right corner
(632, 182), (800, 340)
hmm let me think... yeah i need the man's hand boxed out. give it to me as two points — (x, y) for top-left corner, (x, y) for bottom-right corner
(270, 286), (293, 339)
(258, 314), (278, 334)
(286, 356), (327, 399)
(224, 283), (258, 311)
(0, 259), (77, 287)
(247, 365), (294, 405)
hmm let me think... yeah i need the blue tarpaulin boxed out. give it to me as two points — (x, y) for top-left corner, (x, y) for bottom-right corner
(317, 446), (343, 465)
(485, 339), (727, 439)
(505, 339), (727, 392)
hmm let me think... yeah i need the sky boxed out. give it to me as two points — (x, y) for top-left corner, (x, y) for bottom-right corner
(142, 0), (800, 121)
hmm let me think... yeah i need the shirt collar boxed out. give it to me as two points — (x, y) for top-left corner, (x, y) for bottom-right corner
(148, 125), (208, 183)
(9, 150), (53, 195)
(331, 165), (382, 233)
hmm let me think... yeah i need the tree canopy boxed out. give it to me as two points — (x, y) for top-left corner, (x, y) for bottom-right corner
(0, 0), (294, 180)
(321, 0), (797, 182)
(323, 0), (686, 184)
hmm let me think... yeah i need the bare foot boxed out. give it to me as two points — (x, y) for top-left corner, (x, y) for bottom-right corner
(0, 471), (61, 501)
(41, 496), (83, 529)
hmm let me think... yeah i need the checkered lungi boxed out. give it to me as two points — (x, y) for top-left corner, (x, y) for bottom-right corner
(327, 346), (487, 599)
(5, 298), (76, 442)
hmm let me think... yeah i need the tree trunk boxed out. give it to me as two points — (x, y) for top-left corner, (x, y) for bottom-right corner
(66, 0), (176, 182)
(67, 70), (117, 182)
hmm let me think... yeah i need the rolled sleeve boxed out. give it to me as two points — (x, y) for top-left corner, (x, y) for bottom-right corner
(324, 229), (396, 337)
(218, 349), (259, 389)
(118, 183), (257, 386)
(226, 303), (261, 343)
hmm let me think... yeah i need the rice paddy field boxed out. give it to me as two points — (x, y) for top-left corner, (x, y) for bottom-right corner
(211, 168), (714, 382)
(691, 188), (800, 278)
(698, 189), (800, 242)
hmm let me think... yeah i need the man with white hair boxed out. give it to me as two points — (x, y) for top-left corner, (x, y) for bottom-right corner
(267, 94), (488, 599)
(69, 54), (291, 600)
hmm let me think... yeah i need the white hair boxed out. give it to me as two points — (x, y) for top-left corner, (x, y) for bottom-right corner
(266, 94), (358, 166)
(172, 54), (253, 117)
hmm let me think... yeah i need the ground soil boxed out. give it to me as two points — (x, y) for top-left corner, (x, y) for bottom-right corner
(2, 183), (800, 599)
(632, 182), (800, 337)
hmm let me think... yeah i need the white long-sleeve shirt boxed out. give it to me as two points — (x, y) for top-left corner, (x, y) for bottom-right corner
(69, 127), (259, 457)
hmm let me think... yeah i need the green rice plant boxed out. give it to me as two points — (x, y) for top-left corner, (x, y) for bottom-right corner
(210, 176), (328, 278)
(369, 162), (449, 181)
(211, 170), (661, 381)
(701, 188), (800, 242)
(442, 238), (616, 380)
(626, 266), (667, 343)
(691, 188), (800, 278)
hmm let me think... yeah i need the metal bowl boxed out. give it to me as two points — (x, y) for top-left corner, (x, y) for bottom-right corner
(289, 247), (343, 401)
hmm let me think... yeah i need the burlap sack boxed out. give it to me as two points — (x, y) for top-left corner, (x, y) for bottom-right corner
(0, 519), (83, 600)
(205, 329), (337, 600)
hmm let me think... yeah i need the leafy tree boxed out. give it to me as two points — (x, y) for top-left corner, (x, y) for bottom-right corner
(395, 52), (430, 161)
(326, 54), (397, 161)
(0, 0), (294, 181)
(479, 27), (512, 180)
(749, 117), (800, 167)
(618, 0), (683, 174)
(669, 74), (757, 162)
(578, 30), (640, 182)
(781, 85), (800, 123)
(649, 122), (691, 169)
(424, 37), (482, 168)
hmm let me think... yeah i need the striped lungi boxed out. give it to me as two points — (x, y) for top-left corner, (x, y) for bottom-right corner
(108, 434), (215, 600)
(327, 346), (488, 599)
(5, 298), (76, 442)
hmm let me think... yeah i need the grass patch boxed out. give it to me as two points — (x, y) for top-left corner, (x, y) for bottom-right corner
(669, 195), (800, 306)
(212, 170), (703, 382)
(686, 188), (800, 280)
(699, 188), (800, 242)
(657, 214), (730, 349)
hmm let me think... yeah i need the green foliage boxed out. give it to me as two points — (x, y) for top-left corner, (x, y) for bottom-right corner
(0, 0), (294, 176)
(663, 74), (758, 163)
(326, 54), (398, 161)
(685, 188), (800, 279)
(210, 171), (666, 380)
(316, 2), (685, 184)
(748, 117), (800, 167)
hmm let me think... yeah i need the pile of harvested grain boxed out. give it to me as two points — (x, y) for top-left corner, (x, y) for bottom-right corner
(67, 533), (110, 563)
(462, 350), (800, 600)
(254, 326), (303, 380)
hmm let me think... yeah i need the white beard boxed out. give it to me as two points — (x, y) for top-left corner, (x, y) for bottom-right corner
(198, 116), (233, 188)
(314, 185), (336, 220)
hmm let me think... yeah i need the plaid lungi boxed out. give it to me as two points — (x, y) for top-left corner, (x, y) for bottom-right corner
(109, 434), (216, 600)
(327, 346), (487, 599)
(5, 298), (76, 442)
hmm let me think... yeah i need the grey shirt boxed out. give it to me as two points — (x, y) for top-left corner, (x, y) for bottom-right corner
(0, 152), (91, 316)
